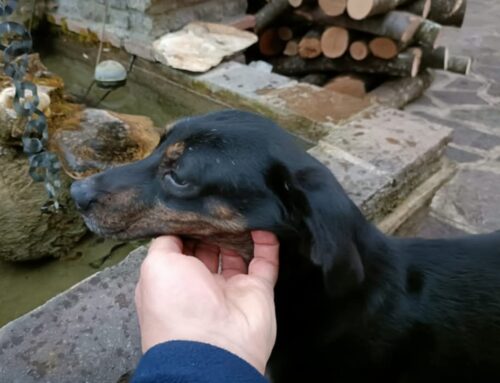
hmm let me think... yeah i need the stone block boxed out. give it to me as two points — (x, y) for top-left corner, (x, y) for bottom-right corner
(430, 164), (500, 233)
(123, 37), (155, 61)
(317, 108), (452, 220)
(0, 247), (147, 383)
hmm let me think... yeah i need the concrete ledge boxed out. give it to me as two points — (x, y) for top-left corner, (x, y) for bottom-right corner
(0, 247), (146, 383)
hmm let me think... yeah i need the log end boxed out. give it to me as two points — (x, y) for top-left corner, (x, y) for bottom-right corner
(346, 0), (374, 20)
(369, 37), (399, 60)
(319, 0), (347, 16)
(321, 26), (349, 59)
(350, 40), (369, 61)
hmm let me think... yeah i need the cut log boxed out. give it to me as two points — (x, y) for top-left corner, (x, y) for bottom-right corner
(324, 74), (366, 97)
(422, 46), (449, 69)
(349, 40), (370, 61)
(300, 73), (331, 86)
(259, 28), (286, 56)
(347, 0), (412, 20)
(271, 50), (421, 77)
(283, 39), (300, 56)
(428, 0), (467, 27)
(298, 30), (323, 59)
(229, 14), (257, 30)
(296, 9), (423, 44)
(370, 70), (433, 108)
(288, 0), (315, 8)
(318, 0), (347, 16)
(321, 26), (350, 59)
(414, 19), (442, 48)
(369, 37), (399, 59)
(447, 55), (472, 75)
(278, 26), (294, 41)
(255, 0), (290, 33)
(399, 0), (431, 18)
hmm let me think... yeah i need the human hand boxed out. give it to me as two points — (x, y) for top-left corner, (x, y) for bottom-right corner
(134, 231), (280, 374)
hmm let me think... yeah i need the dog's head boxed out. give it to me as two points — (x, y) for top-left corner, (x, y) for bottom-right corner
(71, 110), (364, 291)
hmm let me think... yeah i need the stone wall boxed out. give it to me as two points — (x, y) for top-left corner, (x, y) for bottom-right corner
(47, 0), (247, 56)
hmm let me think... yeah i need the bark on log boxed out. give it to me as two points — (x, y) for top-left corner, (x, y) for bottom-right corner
(296, 8), (423, 44)
(399, 0), (431, 18)
(347, 0), (413, 20)
(259, 28), (286, 56)
(369, 37), (399, 59)
(255, 0), (290, 33)
(422, 46), (449, 69)
(278, 26), (294, 41)
(318, 0), (347, 16)
(300, 73), (331, 85)
(414, 19), (442, 48)
(447, 55), (472, 75)
(271, 49), (421, 77)
(428, 0), (467, 27)
(321, 26), (350, 58)
(349, 40), (370, 61)
(370, 70), (433, 108)
(298, 29), (323, 58)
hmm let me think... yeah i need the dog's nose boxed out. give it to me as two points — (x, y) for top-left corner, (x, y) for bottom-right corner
(70, 180), (98, 211)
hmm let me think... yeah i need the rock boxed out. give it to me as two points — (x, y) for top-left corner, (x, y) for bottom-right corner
(52, 108), (161, 179)
(153, 22), (257, 72)
(0, 246), (146, 382)
(0, 146), (87, 262)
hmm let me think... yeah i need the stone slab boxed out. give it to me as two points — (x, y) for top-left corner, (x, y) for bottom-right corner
(0, 247), (147, 383)
(430, 164), (500, 234)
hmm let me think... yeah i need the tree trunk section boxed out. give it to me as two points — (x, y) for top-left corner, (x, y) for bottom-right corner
(349, 40), (370, 61)
(399, 0), (431, 18)
(370, 70), (433, 108)
(296, 9), (423, 44)
(422, 46), (448, 69)
(318, 0), (347, 16)
(369, 37), (399, 59)
(447, 55), (472, 75)
(298, 29), (323, 58)
(347, 0), (413, 20)
(272, 49), (421, 77)
(321, 26), (350, 58)
(428, 0), (467, 27)
(255, 0), (290, 33)
(414, 19), (442, 48)
(259, 28), (286, 56)
(283, 39), (300, 56)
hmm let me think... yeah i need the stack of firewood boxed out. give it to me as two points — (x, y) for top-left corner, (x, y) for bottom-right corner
(247, 0), (470, 98)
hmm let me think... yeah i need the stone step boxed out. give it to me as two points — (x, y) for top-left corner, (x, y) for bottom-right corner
(310, 108), (452, 222)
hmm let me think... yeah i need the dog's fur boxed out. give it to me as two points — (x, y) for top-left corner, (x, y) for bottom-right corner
(71, 110), (500, 382)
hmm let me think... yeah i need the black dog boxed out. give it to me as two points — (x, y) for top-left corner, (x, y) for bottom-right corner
(71, 110), (500, 383)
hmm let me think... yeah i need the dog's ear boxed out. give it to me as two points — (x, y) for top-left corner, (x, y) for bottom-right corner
(266, 162), (365, 297)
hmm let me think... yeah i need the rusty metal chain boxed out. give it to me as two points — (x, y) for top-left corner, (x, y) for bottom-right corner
(0, 0), (62, 211)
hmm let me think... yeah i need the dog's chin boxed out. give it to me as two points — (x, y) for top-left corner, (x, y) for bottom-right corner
(81, 216), (139, 240)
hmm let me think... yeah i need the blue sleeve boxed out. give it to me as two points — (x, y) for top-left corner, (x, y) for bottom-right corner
(131, 340), (269, 383)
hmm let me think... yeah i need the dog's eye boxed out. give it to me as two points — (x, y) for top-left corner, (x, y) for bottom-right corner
(163, 170), (189, 188)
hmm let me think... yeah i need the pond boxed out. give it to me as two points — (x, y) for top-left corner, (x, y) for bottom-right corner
(0, 52), (226, 327)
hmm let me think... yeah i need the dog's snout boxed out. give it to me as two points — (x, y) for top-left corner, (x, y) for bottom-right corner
(71, 180), (98, 211)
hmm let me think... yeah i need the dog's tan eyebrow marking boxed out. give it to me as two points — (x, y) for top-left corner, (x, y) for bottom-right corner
(165, 141), (185, 160)
(208, 200), (239, 220)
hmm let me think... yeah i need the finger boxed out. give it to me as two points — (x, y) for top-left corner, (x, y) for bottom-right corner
(193, 242), (220, 273)
(148, 236), (184, 259)
(220, 248), (247, 279)
(249, 231), (280, 286)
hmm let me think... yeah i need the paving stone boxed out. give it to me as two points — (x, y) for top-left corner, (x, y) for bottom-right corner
(445, 146), (483, 163)
(487, 83), (500, 97)
(450, 107), (500, 130)
(396, 208), (469, 238)
(428, 90), (488, 105)
(473, 65), (500, 84)
(444, 77), (485, 91)
(0, 246), (146, 383)
(430, 165), (500, 234)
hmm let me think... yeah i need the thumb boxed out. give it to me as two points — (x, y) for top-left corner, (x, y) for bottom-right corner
(248, 231), (279, 287)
